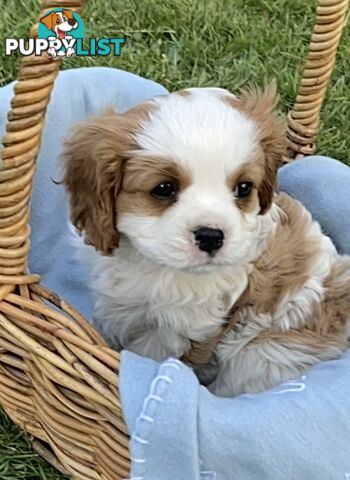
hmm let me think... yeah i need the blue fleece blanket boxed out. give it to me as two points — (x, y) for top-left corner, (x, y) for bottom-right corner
(1, 67), (350, 480)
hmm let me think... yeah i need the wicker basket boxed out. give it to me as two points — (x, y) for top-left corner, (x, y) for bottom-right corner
(0, 1), (348, 479)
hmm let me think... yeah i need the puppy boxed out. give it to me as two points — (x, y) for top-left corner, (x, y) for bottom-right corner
(62, 85), (350, 397)
(40, 9), (78, 40)
(40, 9), (78, 57)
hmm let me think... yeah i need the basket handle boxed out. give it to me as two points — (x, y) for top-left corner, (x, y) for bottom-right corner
(287, 0), (349, 157)
(0, 1), (84, 285)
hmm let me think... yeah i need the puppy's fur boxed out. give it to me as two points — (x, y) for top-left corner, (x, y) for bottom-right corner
(62, 86), (350, 397)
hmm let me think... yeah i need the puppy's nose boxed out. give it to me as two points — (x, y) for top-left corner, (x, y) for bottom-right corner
(193, 227), (224, 255)
(68, 18), (76, 26)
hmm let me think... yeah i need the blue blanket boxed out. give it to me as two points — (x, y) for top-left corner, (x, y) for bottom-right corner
(121, 349), (350, 480)
(1, 67), (350, 480)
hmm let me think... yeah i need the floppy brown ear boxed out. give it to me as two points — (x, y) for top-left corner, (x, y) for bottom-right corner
(40, 12), (57, 31)
(63, 9), (74, 19)
(61, 113), (136, 254)
(239, 83), (286, 214)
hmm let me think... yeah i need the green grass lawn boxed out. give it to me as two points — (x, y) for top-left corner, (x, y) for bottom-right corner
(0, 409), (66, 479)
(0, 0), (349, 478)
(1, 0), (350, 163)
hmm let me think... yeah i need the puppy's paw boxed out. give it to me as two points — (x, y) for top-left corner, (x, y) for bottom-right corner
(66, 47), (75, 57)
(47, 47), (57, 57)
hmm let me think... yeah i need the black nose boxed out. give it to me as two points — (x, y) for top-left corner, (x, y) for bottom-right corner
(68, 19), (76, 26)
(193, 227), (224, 254)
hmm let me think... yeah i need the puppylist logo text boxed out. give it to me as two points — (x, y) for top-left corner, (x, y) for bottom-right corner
(5, 8), (126, 58)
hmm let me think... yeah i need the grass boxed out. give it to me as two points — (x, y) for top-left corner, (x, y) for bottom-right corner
(0, 0), (349, 478)
(0, 409), (66, 480)
(1, 0), (350, 162)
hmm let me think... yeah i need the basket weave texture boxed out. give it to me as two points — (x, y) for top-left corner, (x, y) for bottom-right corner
(0, 0), (348, 479)
(0, 2), (130, 479)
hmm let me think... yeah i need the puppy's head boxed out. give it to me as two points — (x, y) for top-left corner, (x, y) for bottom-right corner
(62, 85), (286, 271)
(41, 9), (77, 37)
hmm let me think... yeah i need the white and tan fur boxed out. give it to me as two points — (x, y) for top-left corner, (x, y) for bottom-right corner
(62, 86), (350, 397)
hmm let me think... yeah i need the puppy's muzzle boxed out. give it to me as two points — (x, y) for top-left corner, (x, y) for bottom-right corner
(194, 227), (224, 255)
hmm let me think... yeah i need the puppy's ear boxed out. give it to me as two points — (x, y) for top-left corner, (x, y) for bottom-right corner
(239, 83), (286, 214)
(62, 9), (74, 19)
(61, 114), (136, 254)
(40, 12), (57, 31)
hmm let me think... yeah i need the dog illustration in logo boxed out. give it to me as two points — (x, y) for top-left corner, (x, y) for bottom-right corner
(40, 9), (78, 57)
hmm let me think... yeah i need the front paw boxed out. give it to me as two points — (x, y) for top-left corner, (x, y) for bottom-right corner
(66, 47), (75, 57)
(47, 47), (57, 57)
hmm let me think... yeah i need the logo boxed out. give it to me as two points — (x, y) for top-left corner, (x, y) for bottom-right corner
(5, 8), (126, 58)
(38, 8), (84, 57)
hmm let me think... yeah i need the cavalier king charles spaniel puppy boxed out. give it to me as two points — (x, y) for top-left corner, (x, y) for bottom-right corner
(62, 85), (350, 397)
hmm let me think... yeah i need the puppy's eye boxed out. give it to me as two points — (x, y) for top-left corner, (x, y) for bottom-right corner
(151, 182), (177, 200)
(56, 18), (61, 24)
(235, 182), (253, 198)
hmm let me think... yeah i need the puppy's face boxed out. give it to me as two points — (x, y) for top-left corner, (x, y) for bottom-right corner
(41, 10), (78, 38)
(62, 86), (285, 272)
